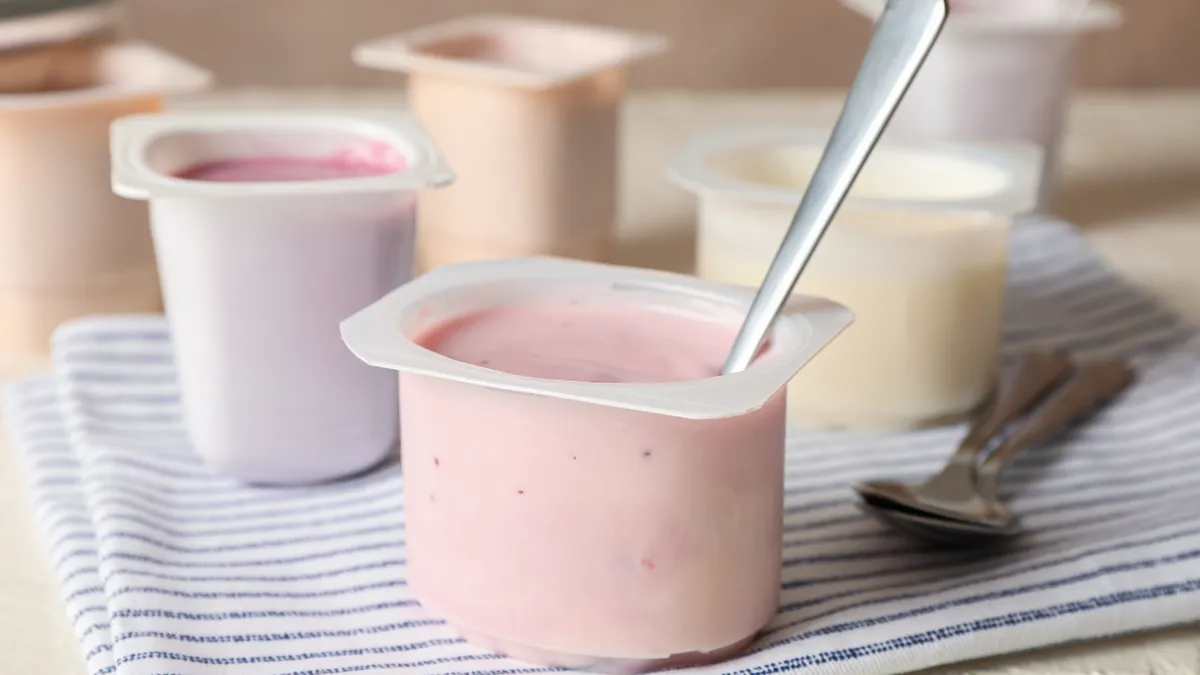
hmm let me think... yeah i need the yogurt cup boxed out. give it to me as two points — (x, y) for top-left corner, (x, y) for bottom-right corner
(0, 0), (117, 92)
(842, 0), (1122, 209)
(340, 257), (852, 672)
(671, 126), (1041, 430)
(0, 0), (116, 50)
(354, 14), (667, 271)
(0, 41), (210, 356)
(110, 112), (453, 485)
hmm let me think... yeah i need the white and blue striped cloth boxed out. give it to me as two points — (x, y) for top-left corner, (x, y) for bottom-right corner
(7, 217), (1200, 675)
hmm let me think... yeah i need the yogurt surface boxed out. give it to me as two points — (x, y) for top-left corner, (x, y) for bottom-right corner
(416, 303), (733, 384)
(174, 155), (401, 182)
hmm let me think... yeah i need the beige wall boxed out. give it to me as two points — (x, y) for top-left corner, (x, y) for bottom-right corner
(124, 0), (1196, 90)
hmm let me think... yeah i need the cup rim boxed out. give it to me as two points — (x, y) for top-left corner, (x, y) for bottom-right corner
(668, 125), (1044, 217)
(110, 112), (455, 200)
(339, 256), (854, 420)
(353, 13), (669, 90)
(0, 41), (213, 109)
(0, 1), (115, 48)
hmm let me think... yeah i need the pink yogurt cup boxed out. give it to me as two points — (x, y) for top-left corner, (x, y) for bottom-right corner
(341, 257), (853, 672)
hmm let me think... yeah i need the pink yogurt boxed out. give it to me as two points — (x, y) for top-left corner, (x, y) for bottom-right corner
(174, 154), (404, 182)
(420, 304), (727, 383)
(400, 302), (785, 673)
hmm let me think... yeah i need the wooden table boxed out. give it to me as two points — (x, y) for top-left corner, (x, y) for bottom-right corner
(2, 88), (1198, 675)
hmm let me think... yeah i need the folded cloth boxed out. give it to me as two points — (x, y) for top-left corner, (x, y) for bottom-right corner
(7, 217), (1200, 675)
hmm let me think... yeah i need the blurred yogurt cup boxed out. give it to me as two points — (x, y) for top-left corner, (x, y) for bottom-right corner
(110, 112), (453, 485)
(354, 14), (667, 271)
(0, 42), (210, 356)
(0, 0), (118, 93)
(842, 0), (1122, 210)
(671, 126), (1041, 431)
(340, 256), (852, 673)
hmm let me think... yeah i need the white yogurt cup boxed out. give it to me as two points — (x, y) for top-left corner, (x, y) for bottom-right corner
(341, 256), (851, 672)
(671, 127), (1041, 430)
(842, 0), (1122, 210)
(111, 113), (453, 485)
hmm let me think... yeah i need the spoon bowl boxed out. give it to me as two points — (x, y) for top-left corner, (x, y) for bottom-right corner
(855, 480), (1017, 529)
(857, 493), (1021, 547)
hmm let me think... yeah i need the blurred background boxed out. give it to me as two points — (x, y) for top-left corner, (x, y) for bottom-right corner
(124, 0), (1191, 90)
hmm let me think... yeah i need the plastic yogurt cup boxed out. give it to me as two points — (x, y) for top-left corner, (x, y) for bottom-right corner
(110, 112), (453, 485)
(842, 0), (1123, 208)
(341, 256), (852, 672)
(354, 14), (667, 270)
(671, 126), (1042, 430)
(0, 42), (210, 355)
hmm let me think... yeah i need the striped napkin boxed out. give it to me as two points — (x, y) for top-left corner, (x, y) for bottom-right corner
(8, 217), (1200, 675)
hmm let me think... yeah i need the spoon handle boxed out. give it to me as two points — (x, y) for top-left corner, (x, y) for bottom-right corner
(919, 350), (1071, 498)
(978, 359), (1135, 484)
(958, 350), (1073, 454)
(721, 0), (949, 375)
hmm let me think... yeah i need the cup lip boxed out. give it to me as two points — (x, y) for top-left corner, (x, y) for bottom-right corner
(667, 125), (1044, 217)
(110, 112), (456, 200)
(339, 256), (854, 421)
(0, 0), (116, 49)
(841, 0), (1124, 33)
(352, 13), (669, 90)
(0, 41), (213, 110)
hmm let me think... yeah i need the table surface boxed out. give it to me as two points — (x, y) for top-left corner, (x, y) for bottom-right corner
(2, 88), (1199, 675)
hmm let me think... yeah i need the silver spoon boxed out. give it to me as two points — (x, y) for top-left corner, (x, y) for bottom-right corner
(858, 358), (1136, 546)
(722, 0), (949, 374)
(970, 359), (1136, 529)
(854, 350), (1072, 522)
(857, 493), (1010, 548)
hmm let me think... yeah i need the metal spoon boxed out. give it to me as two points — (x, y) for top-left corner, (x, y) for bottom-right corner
(854, 349), (1072, 520)
(858, 358), (1136, 546)
(722, 0), (949, 374)
(969, 359), (1136, 529)
(857, 492), (1012, 548)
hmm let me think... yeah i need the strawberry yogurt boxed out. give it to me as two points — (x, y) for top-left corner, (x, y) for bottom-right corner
(174, 153), (404, 183)
(111, 113), (453, 485)
(339, 257), (854, 673)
